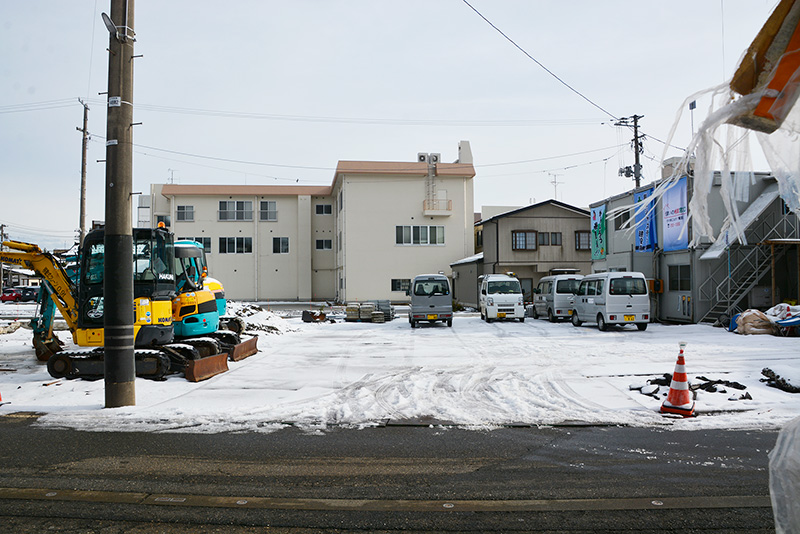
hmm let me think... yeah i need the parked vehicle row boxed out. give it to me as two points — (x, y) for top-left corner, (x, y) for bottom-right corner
(532, 271), (651, 331)
(1, 286), (40, 303)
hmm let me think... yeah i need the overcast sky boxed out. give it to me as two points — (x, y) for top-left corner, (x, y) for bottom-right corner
(0, 1), (777, 249)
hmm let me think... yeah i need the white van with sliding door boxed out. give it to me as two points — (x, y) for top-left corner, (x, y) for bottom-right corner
(570, 272), (650, 331)
(479, 273), (525, 322)
(532, 274), (583, 322)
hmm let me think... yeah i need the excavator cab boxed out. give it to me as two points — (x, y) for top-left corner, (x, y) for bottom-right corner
(75, 227), (175, 347)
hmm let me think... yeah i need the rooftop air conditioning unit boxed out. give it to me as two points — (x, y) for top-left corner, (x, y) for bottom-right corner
(418, 153), (429, 163)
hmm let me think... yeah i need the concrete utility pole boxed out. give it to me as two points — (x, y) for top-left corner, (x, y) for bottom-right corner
(615, 115), (645, 189)
(77, 99), (90, 246)
(103, 0), (136, 408)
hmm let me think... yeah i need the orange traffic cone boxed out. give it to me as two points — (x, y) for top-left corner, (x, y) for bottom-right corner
(661, 342), (695, 417)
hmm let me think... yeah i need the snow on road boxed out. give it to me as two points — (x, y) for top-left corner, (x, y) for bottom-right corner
(0, 308), (798, 433)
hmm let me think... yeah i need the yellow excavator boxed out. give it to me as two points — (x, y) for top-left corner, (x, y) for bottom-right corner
(0, 226), (252, 381)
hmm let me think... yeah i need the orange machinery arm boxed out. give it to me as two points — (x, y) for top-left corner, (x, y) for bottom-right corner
(0, 240), (80, 330)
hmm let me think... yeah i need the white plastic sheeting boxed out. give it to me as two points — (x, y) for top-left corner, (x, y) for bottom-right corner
(769, 415), (800, 534)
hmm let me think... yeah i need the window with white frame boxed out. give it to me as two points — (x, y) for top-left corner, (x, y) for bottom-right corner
(391, 279), (411, 292)
(176, 205), (194, 222)
(273, 237), (289, 254)
(395, 225), (445, 245)
(218, 200), (253, 221)
(218, 237), (252, 254)
(259, 200), (277, 221)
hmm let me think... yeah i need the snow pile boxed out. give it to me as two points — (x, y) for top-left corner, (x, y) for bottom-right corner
(225, 301), (297, 334)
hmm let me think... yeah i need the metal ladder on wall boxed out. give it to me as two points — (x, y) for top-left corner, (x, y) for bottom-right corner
(697, 210), (798, 324)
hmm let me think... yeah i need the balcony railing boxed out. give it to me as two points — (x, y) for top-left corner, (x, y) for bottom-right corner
(423, 199), (452, 216)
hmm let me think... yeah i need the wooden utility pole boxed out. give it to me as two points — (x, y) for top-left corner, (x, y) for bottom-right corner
(77, 99), (89, 246)
(103, 0), (136, 408)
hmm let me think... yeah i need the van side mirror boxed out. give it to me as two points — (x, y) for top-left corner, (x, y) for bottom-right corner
(532, 288), (540, 294)
(405, 289), (410, 296)
(481, 289), (486, 295)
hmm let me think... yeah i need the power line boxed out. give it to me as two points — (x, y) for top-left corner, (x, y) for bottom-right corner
(461, 0), (619, 121)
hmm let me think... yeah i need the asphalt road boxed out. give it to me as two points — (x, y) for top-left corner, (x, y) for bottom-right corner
(0, 412), (778, 533)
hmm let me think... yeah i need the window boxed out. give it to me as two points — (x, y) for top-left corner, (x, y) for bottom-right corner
(178, 237), (211, 253)
(391, 279), (411, 292)
(176, 205), (194, 222)
(218, 200), (253, 221)
(512, 230), (537, 250)
(156, 214), (171, 228)
(315, 239), (332, 250)
(315, 204), (332, 215)
(538, 232), (550, 246)
(669, 264), (691, 291)
(550, 232), (562, 246)
(273, 237), (289, 254)
(614, 210), (631, 231)
(218, 237), (252, 254)
(395, 225), (444, 245)
(610, 277), (647, 295)
(259, 201), (277, 221)
(575, 231), (590, 250)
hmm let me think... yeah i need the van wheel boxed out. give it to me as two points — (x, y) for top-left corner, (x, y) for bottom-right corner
(547, 309), (556, 323)
(571, 312), (582, 327)
(519, 317), (525, 323)
(597, 314), (608, 331)
(486, 317), (493, 323)
(447, 319), (453, 327)
(637, 323), (648, 331)
(410, 320), (417, 329)
(532, 307), (538, 319)
(480, 311), (485, 321)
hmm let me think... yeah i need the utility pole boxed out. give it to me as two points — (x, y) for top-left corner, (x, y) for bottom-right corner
(77, 99), (90, 246)
(548, 172), (563, 200)
(615, 115), (645, 188)
(102, 0), (136, 408)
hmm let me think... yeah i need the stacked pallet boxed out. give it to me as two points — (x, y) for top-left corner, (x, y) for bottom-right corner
(359, 302), (376, 321)
(371, 310), (385, 323)
(345, 303), (360, 322)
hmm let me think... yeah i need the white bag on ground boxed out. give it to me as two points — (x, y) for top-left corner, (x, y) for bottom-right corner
(770, 415), (800, 534)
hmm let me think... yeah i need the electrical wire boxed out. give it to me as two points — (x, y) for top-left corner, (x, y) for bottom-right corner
(461, 0), (619, 121)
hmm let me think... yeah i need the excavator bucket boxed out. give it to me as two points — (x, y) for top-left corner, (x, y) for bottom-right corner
(228, 335), (259, 362)
(33, 334), (63, 362)
(184, 352), (229, 382)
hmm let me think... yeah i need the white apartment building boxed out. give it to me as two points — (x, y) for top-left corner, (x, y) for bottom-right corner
(138, 142), (476, 302)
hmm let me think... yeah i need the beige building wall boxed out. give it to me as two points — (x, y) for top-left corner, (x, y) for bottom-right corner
(139, 142), (475, 303)
(333, 160), (475, 302)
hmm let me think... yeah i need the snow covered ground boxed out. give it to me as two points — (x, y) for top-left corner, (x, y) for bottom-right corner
(0, 302), (798, 433)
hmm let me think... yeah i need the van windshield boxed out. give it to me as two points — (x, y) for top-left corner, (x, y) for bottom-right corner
(609, 278), (647, 295)
(487, 280), (521, 294)
(556, 279), (581, 294)
(414, 280), (449, 296)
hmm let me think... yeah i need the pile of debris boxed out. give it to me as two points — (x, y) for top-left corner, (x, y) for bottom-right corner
(630, 375), (752, 401)
(762, 367), (800, 393)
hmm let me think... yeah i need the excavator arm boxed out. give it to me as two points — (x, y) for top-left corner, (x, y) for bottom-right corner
(0, 240), (79, 330)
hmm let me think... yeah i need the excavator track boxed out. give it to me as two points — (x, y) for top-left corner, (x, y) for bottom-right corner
(45, 340), (230, 382)
(47, 348), (173, 381)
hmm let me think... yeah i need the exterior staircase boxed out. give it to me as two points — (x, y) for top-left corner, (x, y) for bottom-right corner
(697, 210), (798, 324)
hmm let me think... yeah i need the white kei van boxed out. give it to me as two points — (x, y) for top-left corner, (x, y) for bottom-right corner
(570, 272), (650, 331)
(532, 274), (583, 322)
(479, 273), (525, 322)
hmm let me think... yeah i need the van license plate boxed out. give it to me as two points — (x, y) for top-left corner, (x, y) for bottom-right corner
(427, 314), (438, 320)
(497, 312), (506, 318)
(624, 315), (635, 321)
